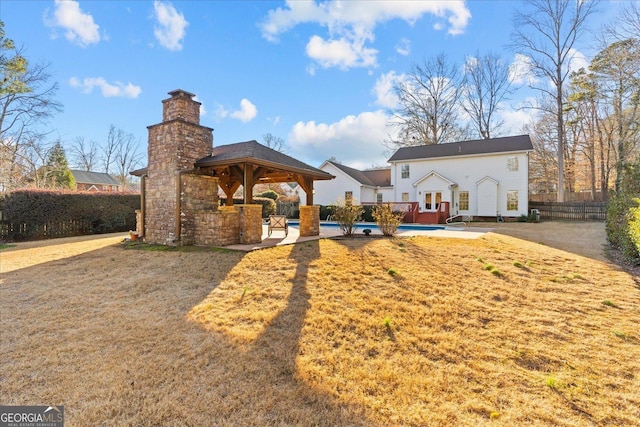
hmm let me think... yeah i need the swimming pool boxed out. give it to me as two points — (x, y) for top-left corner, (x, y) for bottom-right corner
(287, 221), (445, 231)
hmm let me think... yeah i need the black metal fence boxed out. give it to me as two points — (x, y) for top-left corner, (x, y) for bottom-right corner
(529, 201), (607, 221)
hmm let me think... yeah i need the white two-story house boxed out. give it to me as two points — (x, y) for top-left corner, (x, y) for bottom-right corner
(315, 135), (534, 223)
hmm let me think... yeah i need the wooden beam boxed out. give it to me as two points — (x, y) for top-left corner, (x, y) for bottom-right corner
(295, 174), (314, 206)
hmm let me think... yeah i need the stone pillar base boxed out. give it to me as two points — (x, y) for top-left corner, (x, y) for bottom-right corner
(237, 204), (263, 244)
(299, 205), (320, 236)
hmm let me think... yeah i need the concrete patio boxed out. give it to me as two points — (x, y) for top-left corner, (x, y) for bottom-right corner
(222, 222), (491, 251)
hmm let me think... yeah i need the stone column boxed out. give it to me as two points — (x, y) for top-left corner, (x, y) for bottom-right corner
(237, 204), (263, 244)
(299, 205), (320, 236)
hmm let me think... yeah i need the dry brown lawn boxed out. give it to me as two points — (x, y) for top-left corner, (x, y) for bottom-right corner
(1, 224), (639, 426)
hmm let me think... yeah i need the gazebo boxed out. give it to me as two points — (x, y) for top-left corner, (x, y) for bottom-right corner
(131, 89), (333, 247)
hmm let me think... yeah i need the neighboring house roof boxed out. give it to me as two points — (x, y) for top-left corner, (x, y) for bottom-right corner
(70, 170), (120, 186)
(324, 161), (391, 187)
(388, 135), (533, 162)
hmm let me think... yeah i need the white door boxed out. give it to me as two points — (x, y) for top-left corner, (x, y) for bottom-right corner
(477, 180), (498, 216)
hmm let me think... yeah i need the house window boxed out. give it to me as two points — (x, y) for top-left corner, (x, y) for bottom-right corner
(376, 193), (383, 204)
(401, 164), (410, 179)
(345, 191), (353, 205)
(459, 191), (469, 211)
(424, 192), (442, 211)
(507, 157), (519, 172)
(507, 190), (518, 210)
(401, 192), (409, 202)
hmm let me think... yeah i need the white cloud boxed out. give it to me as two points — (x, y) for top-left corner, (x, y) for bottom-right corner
(69, 77), (141, 98)
(230, 99), (258, 123)
(153, 1), (188, 51)
(45, 0), (100, 47)
(214, 104), (229, 120)
(396, 37), (411, 56)
(567, 48), (589, 74)
(288, 110), (395, 167)
(499, 98), (539, 134)
(509, 53), (537, 86)
(372, 71), (402, 109)
(306, 35), (378, 69)
(260, 1), (470, 70)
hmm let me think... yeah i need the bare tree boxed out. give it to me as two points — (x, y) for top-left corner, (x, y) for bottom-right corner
(70, 136), (99, 171)
(114, 132), (142, 190)
(603, 2), (640, 42)
(262, 133), (287, 153)
(460, 51), (513, 139)
(0, 21), (62, 191)
(101, 124), (121, 174)
(511, 0), (598, 202)
(389, 53), (463, 147)
(590, 38), (640, 193)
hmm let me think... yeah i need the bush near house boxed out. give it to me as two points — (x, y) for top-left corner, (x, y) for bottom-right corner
(333, 201), (364, 236)
(0, 190), (139, 242)
(373, 203), (405, 236)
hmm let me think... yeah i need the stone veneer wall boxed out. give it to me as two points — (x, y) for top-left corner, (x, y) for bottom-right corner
(180, 174), (219, 246)
(236, 204), (262, 244)
(194, 208), (240, 247)
(144, 90), (213, 245)
(299, 205), (320, 236)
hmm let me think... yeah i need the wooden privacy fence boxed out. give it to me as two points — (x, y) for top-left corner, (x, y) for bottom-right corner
(0, 217), (136, 241)
(529, 202), (607, 221)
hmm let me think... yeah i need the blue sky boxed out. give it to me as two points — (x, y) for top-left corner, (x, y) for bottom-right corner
(2, 0), (623, 170)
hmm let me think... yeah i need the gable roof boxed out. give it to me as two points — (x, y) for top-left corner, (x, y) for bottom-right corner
(388, 135), (533, 162)
(194, 140), (333, 180)
(412, 170), (456, 188)
(324, 161), (391, 187)
(70, 170), (120, 186)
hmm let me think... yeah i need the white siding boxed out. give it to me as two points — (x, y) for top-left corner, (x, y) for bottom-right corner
(391, 151), (529, 217)
(314, 163), (362, 205)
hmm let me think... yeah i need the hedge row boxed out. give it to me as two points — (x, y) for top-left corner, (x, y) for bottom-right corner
(0, 190), (140, 242)
(319, 204), (375, 222)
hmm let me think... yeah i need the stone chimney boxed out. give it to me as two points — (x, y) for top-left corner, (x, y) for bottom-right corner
(144, 89), (214, 244)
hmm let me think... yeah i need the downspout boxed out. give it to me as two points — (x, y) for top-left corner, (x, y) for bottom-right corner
(175, 168), (198, 244)
(140, 174), (147, 237)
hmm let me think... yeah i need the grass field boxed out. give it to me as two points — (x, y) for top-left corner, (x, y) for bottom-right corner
(1, 226), (639, 426)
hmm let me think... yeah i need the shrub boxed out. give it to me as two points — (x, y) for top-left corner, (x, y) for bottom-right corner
(333, 200), (363, 236)
(319, 205), (336, 220)
(256, 189), (279, 201)
(373, 203), (405, 236)
(219, 197), (276, 218)
(606, 162), (640, 264)
(361, 204), (375, 222)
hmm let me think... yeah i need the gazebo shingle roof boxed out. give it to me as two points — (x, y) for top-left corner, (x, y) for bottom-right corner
(195, 140), (333, 180)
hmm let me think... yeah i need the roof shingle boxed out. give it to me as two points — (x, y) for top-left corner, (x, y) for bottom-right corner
(387, 135), (533, 162)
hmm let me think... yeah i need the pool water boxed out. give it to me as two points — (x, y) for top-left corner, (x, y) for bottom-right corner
(287, 221), (445, 231)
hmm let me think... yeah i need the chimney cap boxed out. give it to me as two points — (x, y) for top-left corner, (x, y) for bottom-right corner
(167, 89), (196, 99)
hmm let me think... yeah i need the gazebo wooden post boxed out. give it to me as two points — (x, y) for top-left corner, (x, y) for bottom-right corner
(243, 162), (254, 204)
